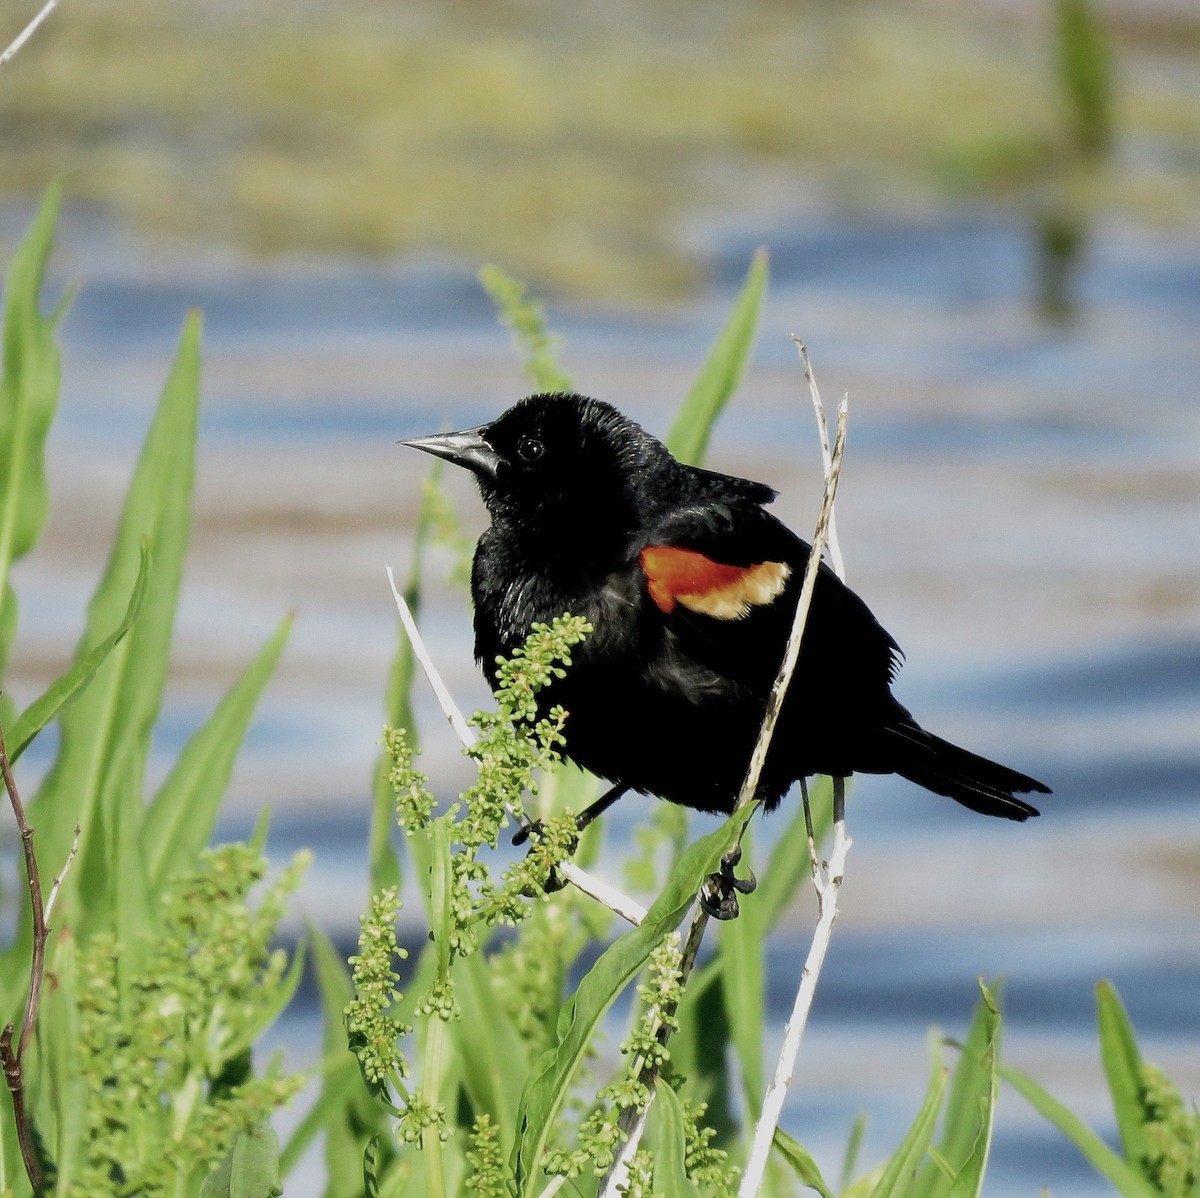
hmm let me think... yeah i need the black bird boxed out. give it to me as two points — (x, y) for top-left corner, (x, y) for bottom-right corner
(406, 394), (1049, 912)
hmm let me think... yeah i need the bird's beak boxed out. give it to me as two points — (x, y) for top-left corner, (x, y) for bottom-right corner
(401, 426), (501, 480)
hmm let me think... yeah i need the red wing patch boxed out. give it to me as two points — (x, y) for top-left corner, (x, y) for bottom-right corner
(640, 546), (791, 620)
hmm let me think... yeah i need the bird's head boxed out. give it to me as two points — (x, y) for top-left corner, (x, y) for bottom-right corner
(404, 393), (677, 548)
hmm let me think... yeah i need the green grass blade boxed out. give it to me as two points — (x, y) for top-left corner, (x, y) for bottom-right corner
(1056, 0), (1114, 159)
(0, 179), (66, 679)
(454, 952), (528, 1151)
(512, 803), (756, 1196)
(772, 1127), (836, 1198)
(869, 1043), (949, 1198)
(199, 1123), (282, 1198)
(43, 930), (87, 1196)
(998, 1062), (1157, 1198)
(942, 982), (1002, 1198)
(141, 614), (293, 891)
(665, 248), (767, 467)
(671, 959), (737, 1144)
(8, 540), (151, 765)
(1095, 981), (1152, 1180)
(910, 981), (1002, 1198)
(294, 923), (390, 1196)
(841, 1112), (870, 1191)
(653, 1078), (704, 1198)
(31, 311), (201, 933)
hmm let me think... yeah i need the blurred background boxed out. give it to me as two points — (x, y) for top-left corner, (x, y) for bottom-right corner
(2, 0), (1198, 1194)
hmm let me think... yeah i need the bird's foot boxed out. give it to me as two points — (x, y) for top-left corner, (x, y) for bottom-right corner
(699, 844), (757, 921)
(514, 816), (579, 897)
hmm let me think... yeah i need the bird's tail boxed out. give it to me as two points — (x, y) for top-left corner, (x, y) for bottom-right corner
(885, 721), (1050, 821)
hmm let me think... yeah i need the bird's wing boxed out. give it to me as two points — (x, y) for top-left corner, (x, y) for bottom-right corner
(629, 497), (903, 695)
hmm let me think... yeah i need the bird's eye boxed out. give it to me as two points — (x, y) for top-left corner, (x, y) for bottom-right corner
(517, 436), (545, 463)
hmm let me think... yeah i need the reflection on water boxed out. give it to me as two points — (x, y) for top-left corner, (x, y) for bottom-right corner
(4, 204), (1199, 1195)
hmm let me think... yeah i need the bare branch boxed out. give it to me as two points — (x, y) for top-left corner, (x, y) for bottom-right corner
(739, 779), (851, 1197)
(739, 356), (854, 1197)
(731, 393), (848, 820)
(384, 567), (647, 928)
(792, 335), (846, 582)
(0, 719), (47, 1192)
(43, 822), (81, 925)
(0, 0), (58, 70)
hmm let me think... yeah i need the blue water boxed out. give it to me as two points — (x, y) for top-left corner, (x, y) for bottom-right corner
(5, 202), (1199, 1195)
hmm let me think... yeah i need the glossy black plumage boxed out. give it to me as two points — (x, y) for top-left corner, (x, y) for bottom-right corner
(406, 393), (1050, 821)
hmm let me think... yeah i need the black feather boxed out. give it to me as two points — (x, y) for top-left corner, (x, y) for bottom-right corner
(408, 392), (1052, 823)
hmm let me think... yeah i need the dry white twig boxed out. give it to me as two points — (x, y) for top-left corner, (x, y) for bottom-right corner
(42, 823), (81, 925)
(603, 369), (851, 1198)
(737, 372), (854, 1198)
(793, 336), (845, 581)
(384, 567), (647, 928)
(739, 781), (851, 1197)
(0, 0), (57, 69)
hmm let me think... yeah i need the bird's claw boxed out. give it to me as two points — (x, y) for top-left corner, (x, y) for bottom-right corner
(699, 844), (757, 921)
(520, 865), (568, 898)
(514, 816), (579, 898)
(512, 818), (541, 847)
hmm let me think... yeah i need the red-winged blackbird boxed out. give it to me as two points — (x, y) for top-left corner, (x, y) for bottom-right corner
(406, 393), (1049, 858)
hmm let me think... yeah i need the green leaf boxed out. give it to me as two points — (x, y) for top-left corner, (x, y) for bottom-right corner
(43, 929), (88, 1195)
(653, 1078), (704, 1198)
(289, 924), (390, 1196)
(939, 981), (1002, 1198)
(841, 1112), (870, 1191)
(1056, 0), (1114, 159)
(364, 1135), (382, 1198)
(671, 958), (737, 1143)
(0, 179), (68, 685)
(199, 1122), (282, 1198)
(140, 613), (292, 891)
(31, 311), (202, 940)
(666, 248), (767, 466)
(772, 1127), (836, 1198)
(453, 952), (528, 1152)
(869, 1042), (949, 1198)
(8, 540), (151, 764)
(428, 817), (454, 989)
(1095, 981), (1152, 1180)
(998, 1062), (1157, 1198)
(512, 803), (757, 1196)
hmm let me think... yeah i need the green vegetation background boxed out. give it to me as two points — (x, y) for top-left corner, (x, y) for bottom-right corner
(2, 0), (1199, 301)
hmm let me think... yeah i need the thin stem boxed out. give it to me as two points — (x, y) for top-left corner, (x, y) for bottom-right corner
(0, 719), (47, 1192)
(739, 778), (851, 1198)
(43, 823), (81, 925)
(0, 0), (57, 69)
(792, 336), (845, 581)
(731, 396), (848, 822)
(421, 1014), (448, 1198)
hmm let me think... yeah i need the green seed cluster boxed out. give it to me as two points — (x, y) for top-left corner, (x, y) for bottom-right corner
(1140, 1061), (1200, 1193)
(72, 845), (307, 1195)
(345, 887), (411, 1086)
